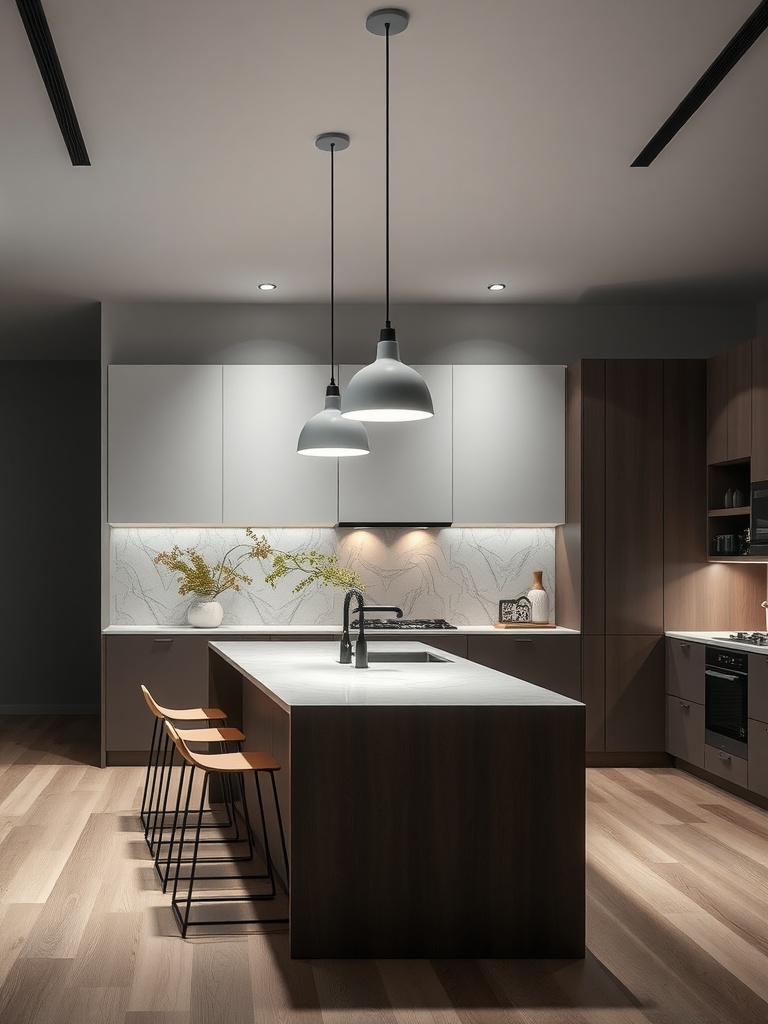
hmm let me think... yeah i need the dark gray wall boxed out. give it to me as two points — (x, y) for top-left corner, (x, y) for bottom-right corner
(102, 301), (757, 365)
(0, 362), (101, 711)
(0, 303), (101, 360)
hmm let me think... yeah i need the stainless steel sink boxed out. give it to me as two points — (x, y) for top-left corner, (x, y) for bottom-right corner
(366, 650), (450, 663)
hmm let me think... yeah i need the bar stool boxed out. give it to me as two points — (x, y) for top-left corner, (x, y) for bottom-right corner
(164, 720), (289, 937)
(139, 685), (238, 852)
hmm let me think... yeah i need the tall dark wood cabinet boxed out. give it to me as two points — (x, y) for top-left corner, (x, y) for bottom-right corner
(752, 335), (768, 482)
(556, 356), (765, 765)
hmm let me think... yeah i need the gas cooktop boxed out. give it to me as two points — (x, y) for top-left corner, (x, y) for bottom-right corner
(352, 618), (457, 630)
(717, 631), (768, 647)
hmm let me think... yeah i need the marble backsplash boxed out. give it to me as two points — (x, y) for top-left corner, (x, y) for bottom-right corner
(111, 527), (556, 626)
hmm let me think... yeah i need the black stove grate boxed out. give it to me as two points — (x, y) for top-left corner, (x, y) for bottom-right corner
(352, 618), (457, 630)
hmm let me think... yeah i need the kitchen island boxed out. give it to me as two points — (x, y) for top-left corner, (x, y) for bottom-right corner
(209, 639), (585, 958)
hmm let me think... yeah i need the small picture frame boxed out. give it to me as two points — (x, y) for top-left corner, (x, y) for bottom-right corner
(498, 597), (532, 623)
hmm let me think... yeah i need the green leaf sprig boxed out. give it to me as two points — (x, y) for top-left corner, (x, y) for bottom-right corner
(153, 528), (364, 598)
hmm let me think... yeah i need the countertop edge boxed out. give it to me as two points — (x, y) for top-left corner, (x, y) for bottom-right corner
(103, 624), (581, 637)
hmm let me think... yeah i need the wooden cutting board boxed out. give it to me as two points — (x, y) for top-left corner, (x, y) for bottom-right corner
(493, 622), (556, 629)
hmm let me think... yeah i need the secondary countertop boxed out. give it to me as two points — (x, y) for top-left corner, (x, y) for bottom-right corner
(103, 624), (580, 637)
(209, 640), (585, 711)
(666, 630), (768, 654)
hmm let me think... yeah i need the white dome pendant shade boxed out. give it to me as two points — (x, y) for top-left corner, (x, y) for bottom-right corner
(297, 384), (370, 455)
(341, 8), (433, 425)
(297, 132), (370, 458)
(341, 327), (433, 422)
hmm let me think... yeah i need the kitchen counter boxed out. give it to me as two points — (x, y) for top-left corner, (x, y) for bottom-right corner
(667, 630), (768, 653)
(209, 640), (585, 959)
(209, 639), (580, 712)
(104, 623), (579, 636)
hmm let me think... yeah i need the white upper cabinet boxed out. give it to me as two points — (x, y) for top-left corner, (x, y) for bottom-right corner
(337, 364), (453, 524)
(222, 365), (338, 525)
(452, 365), (566, 525)
(108, 365), (223, 523)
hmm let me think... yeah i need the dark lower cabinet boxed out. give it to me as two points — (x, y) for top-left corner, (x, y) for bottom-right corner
(102, 634), (269, 764)
(467, 635), (581, 700)
(666, 695), (705, 768)
(605, 635), (665, 752)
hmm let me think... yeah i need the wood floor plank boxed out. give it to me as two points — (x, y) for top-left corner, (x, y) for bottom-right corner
(311, 960), (399, 1024)
(18, 812), (121, 958)
(247, 932), (324, 1024)
(191, 939), (254, 1024)
(0, 765), (60, 816)
(481, 957), (646, 1022)
(430, 960), (521, 1024)
(0, 956), (73, 1024)
(588, 862), (768, 1024)
(127, 908), (194, 1013)
(0, 903), (43, 989)
(376, 959), (464, 1024)
(587, 801), (678, 865)
(69, 910), (142, 989)
(667, 910), (768, 1008)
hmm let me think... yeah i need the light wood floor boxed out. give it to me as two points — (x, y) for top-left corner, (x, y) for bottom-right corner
(0, 716), (767, 1024)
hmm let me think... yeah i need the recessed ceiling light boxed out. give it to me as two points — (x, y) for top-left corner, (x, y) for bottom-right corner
(258, 282), (277, 291)
(487, 283), (506, 291)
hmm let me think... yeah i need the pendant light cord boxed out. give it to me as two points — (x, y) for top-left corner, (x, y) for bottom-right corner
(329, 141), (336, 385)
(385, 22), (391, 328)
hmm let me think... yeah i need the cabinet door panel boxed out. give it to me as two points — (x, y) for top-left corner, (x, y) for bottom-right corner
(452, 365), (565, 525)
(604, 361), (664, 634)
(223, 365), (338, 525)
(108, 365), (223, 523)
(748, 653), (768, 724)
(338, 365), (452, 524)
(605, 635), (665, 752)
(748, 719), (768, 798)
(666, 638), (705, 703)
(582, 635), (605, 752)
(707, 350), (728, 465)
(467, 635), (581, 700)
(752, 335), (768, 481)
(104, 636), (213, 752)
(728, 341), (751, 461)
(666, 695), (704, 768)
(580, 361), (606, 635)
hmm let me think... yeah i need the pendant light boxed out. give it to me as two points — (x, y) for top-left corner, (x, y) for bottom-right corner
(341, 8), (433, 423)
(297, 133), (370, 457)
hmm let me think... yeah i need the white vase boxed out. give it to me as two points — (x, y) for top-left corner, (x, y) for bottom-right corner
(187, 596), (224, 628)
(527, 571), (550, 624)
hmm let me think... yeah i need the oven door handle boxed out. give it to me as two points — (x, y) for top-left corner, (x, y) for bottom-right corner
(705, 668), (742, 683)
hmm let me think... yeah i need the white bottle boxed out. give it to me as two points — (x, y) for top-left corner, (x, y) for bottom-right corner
(527, 571), (550, 624)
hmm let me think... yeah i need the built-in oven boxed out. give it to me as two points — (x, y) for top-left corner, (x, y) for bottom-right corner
(750, 480), (768, 555)
(705, 646), (748, 759)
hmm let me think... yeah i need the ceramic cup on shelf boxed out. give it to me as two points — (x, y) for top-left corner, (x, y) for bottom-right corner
(187, 595), (224, 628)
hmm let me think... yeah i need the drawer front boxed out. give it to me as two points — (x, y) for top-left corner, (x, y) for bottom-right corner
(748, 654), (768, 724)
(666, 695), (704, 768)
(467, 635), (581, 700)
(748, 718), (768, 799)
(704, 744), (749, 788)
(666, 638), (704, 703)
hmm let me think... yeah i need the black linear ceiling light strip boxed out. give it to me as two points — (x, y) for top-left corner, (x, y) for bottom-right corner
(16, 0), (90, 166)
(631, 0), (768, 167)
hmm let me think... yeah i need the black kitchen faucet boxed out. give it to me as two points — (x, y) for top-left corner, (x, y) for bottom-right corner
(340, 588), (403, 668)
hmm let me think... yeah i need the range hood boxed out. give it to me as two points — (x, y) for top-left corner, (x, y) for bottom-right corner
(337, 521), (452, 529)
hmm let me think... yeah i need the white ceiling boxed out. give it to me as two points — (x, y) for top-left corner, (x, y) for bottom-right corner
(2, 0), (768, 305)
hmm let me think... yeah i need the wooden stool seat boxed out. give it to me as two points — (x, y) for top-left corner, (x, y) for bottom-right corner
(178, 747), (281, 774)
(176, 726), (245, 745)
(141, 685), (226, 723)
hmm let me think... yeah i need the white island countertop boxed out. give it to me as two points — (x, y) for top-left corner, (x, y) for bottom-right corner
(209, 640), (584, 712)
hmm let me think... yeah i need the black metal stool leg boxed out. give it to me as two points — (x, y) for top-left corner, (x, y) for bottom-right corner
(140, 716), (160, 831)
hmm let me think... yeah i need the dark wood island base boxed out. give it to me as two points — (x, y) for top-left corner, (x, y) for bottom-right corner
(209, 640), (585, 959)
